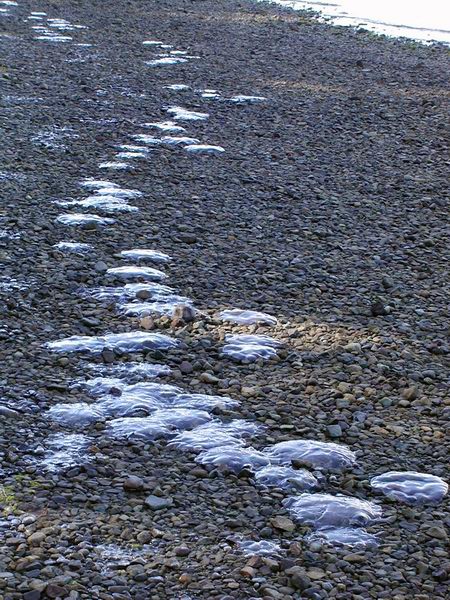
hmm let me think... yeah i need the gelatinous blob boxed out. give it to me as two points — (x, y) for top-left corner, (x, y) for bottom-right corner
(146, 56), (187, 66)
(200, 90), (221, 99)
(230, 95), (267, 103)
(119, 249), (171, 263)
(161, 136), (200, 145)
(254, 465), (318, 491)
(67, 196), (138, 212)
(133, 134), (162, 145)
(86, 282), (176, 303)
(47, 331), (179, 354)
(219, 309), (277, 326)
(164, 84), (190, 91)
(56, 213), (115, 226)
(115, 151), (147, 159)
(142, 40), (163, 46)
(108, 409), (212, 440)
(95, 187), (142, 198)
(307, 527), (379, 548)
(80, 179), (119, 189)
(98, 161), (131, 170)
(196, 446), (269, 474)
(48, 402), (105, 426)
(265, 439), (356, 470)
(143, 121), (186, 133)
(238, 539), (282, 557)
(88, 361), (171, 381)
(53, 241), (93, 253)
(166, 106), (209, 121)
(117, 145), (149, 153)
(35, 34), (73, 42)
(42, 433), (91, 471)
(168, 420), (261, 452)
(97, 382), (237, 416)
(185, 144), (225, 154)
(283, 494), (382, 528)
(106, 266), (167, 281)
(370, 471), (448, 505)
(222, 334), (281, 362)
(121, 298), (192, 317)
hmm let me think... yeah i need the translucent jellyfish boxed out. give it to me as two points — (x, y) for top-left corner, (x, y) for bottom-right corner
(46, 331), (179, 354)
(265, 439), (356, 470)
(370, 471), (448, 505)
(196, 446), (269, 474)
(283, 494), (382, 529)
(106, 266), (167, 281)
(222, 334), (280, 363)
(254, 465), (318, 492)
(48, 403), (105, 426)
(306, 527), (379, 549)
(168, 420), (261, 452)
(219, 309), (277, 326)
(238, 539), (281, 557)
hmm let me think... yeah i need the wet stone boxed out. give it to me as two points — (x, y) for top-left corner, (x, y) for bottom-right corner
(46, 331), (179, 354)
(196, 446), (270, 474)
(254, 465), (319, 492)
(168, 420), (261, 452)
(265, 439), (356, 470)
(370, 471), (448, 505)
(222, 334), (281, 363)
(219, 309), (277, 326)
(283, 493), (382, 528)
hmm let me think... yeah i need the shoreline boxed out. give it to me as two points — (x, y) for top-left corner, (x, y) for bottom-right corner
(0, 0), (449, 599)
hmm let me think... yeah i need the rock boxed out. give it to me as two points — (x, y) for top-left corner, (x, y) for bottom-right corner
(94, 261), (108, 272)
(123, 475), (144, 491)
(45, 584), (68, 598)
(140, 316), (155, 330)
(144, 495), (173, 510)
(270, 516), (296, 532)
(27, 531), (46, 546)
(24, 592), (42, 600)
(425, 525), (448, 541)
(174, 546), (190, 557)
(0, 405), (19, 418)
(327, 424), (343, 438)
(286, 567), (311, 591)
(172, 304), (196, 326)
(371, 300), (391, 316)
(200, 372), (219, 384)
(402, 386), (418, 401)
(179, 361), (194, 374)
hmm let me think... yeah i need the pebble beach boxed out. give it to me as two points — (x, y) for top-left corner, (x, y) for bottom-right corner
(0, 0), (449, 599)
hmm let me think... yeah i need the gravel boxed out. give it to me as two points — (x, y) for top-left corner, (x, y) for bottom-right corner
(0, 0), (449, 598)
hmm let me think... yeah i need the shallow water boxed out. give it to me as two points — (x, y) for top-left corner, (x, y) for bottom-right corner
(370, 471), (448, 505)
(284, 493), (382, 528)
(259, 0), (450, 44)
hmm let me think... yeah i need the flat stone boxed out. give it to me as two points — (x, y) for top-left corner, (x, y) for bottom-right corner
(270, 516), (296, 532)
(123, 475), (144, 491)
(144, 495), (173, 510)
